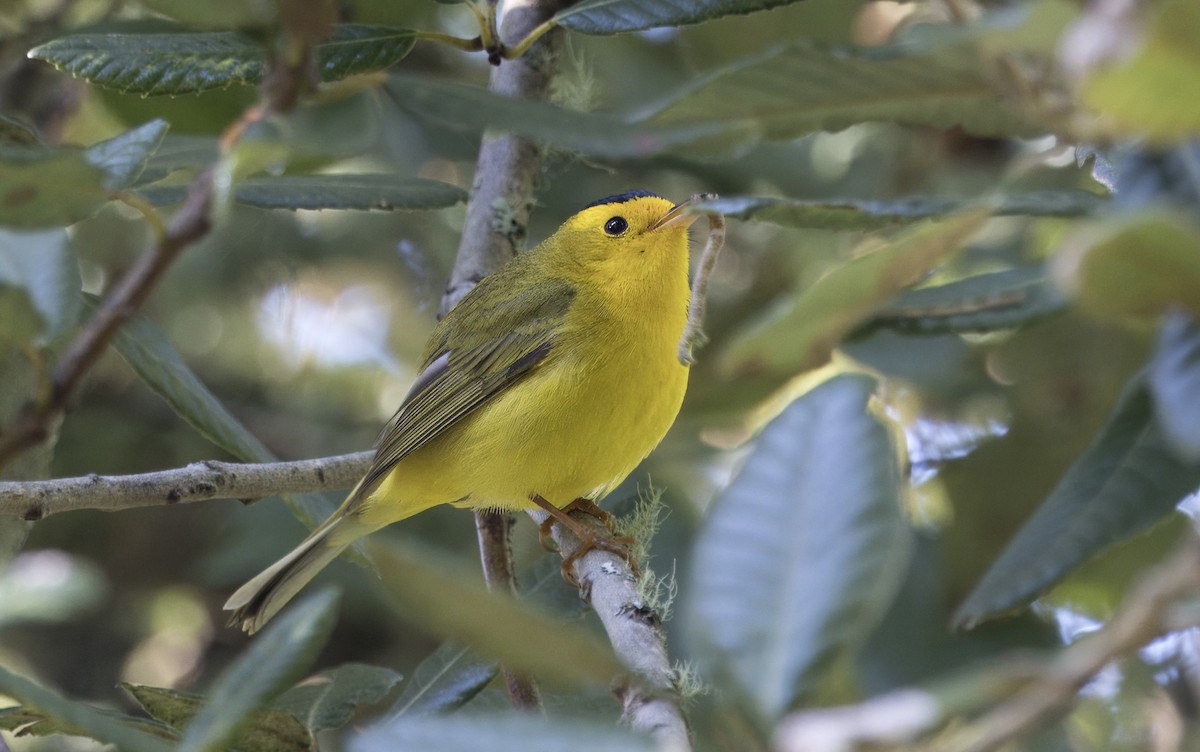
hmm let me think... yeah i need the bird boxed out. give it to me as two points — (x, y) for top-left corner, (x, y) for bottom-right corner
(224, 190), (700, 634)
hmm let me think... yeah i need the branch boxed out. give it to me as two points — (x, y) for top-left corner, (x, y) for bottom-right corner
(0, 452), (372, 520)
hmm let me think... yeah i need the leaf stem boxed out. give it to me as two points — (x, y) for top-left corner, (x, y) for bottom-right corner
(414, 30), (484, 53)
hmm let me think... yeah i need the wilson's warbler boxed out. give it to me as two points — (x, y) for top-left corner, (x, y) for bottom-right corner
(225, 191), (700, 633)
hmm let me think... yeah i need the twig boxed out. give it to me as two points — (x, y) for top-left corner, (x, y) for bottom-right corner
(529, 507), (692, 750)
(0, 452), (372, 520)
(935, 533), (1200, 752)
(677, 211), (726, 366)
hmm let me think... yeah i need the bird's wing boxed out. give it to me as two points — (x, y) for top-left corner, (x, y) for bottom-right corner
(356, 270), (575, 499)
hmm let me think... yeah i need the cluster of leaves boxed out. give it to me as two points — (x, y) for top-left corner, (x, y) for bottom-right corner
(3, 0), (1200, 750)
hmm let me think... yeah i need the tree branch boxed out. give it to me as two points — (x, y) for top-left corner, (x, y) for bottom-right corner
(0, 452), (372, 520)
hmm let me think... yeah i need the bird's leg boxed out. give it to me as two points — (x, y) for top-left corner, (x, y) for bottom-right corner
(529, 494), (639, 586)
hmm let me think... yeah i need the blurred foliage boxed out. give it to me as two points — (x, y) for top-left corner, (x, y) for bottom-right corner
(3, 0), (1200, 751)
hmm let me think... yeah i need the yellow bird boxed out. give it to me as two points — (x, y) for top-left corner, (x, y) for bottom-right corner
(225, 191), (699, 633)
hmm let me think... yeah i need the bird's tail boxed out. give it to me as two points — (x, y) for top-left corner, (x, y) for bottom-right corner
(223, 504), (366, 634)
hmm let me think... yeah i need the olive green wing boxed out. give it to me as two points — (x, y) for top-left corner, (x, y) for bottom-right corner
(356, 271), (575, 498)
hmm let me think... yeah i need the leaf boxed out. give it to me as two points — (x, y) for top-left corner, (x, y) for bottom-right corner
(953, 372), (1200, 628)
(176, 590), (338, 752)
(351, 713), (655, 752)
(0, 229), (82, 345)
(1053, 211), (1200, 320)
(142, 174), (466, 211)
(96, 298), (337, 528)
(552, 0), (806, 34)
(688, 374), (908, 724)
(698, 190), (1103, 230)
(860, 265), (1067, 335)
(0, 666), (172, 752)
(135, 135), (220, 186)
(271, 663), (402, 731)
(0, 143), (108, 228)
(0, 115), (39, 145)
(84, 120), (170, 190)
(125, 685), (311, 752)
(29, 24), (417, 96)
(1080, 0), (1200, 143)
(1150, 311), (1200, 461)
(720, 211), (987, 376)
(645, 42), (1038, 142)
(373, 540), (622, 689)
(136, 0), (277, 29)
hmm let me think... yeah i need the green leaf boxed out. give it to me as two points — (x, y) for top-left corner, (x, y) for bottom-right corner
(1150, 311), (1200, 461)
(0, 143), (108, 228)
(0, 229), (82, 345)
(1054, 211), (1200, 320)
(29, 24), (417, 96)
(860, 265), (1067, 335)
(552, 0), (806, 34)
(84, 120), (170, 190)
(1080, 0), (1200, 143)
(954, 373), (1200, 628)
(0, 115), (39, 145)
(698, 190), (1103, 230)
(142, 174), (466, 211)
(176, 590), (338, 752)
(135, 135), (220, 186)
(373, 541), (622, 689)
(351, 713), (655, 752)
(688, 374), (908, 724)
(271, 663), (402, 731)
(720, 211), (987, 376)
(97, 298), (335, 528)
(125, 685), (311, 752)
(0, 666), (172, 752)
(645, 42), (1038, 142)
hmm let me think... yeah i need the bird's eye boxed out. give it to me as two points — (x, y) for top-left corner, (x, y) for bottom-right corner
(604, 216), (628, 236)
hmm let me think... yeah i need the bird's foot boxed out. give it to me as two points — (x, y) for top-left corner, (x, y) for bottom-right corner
(529, 494), (640, 586)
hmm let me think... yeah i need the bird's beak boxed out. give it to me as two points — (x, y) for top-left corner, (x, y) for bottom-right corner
(649, 193), (716, 231)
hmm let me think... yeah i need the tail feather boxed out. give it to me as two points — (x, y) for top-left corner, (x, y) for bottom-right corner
(223, 516), (354, 634)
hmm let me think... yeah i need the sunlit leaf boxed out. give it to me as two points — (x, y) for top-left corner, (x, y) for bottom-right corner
(860, 265), (1067, 334)
(0, 229), (82, 345)
(0, 666), (172, 752)
(373, 541), (622, 689)
(84, 120), (170, 190)
(698, 191), (1102, 230)
(351, 713), (654, 752)
(552, 0), (805, 34)
(954, 373), (1200, 627)
(272, 663), (402, 731)
(689, 374), (909, 724)
(141, 174), (465, 211)
(1150, 311), (1200, 461)
(1054, 211), (1200, 320)
(29, 24), (417, 96)
(125, 685), (311, 752)
(176, 590), (338, 752)
(720, 211), (987, 376)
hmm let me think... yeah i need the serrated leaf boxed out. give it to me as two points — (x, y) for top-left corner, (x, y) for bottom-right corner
(1054, 211), (1200, 320)
(1150, 312), (1200, 461)
(0, 667), (172, 752)
(688, 375), (908, 724)
(552, 0), (805, 34)
(351, 713), (655, 752)
(142, 174), (464, 211)
(177, 590), (338, 752)
(373, 541), (622, 689)
(271, 663), (402, 731)
(720, 211), (987, 376)
(698, 190), (1103, 230)
(29, 24), (417, 96)
(954, 373), (1200, 628)
(0, 229), (82, 345)
(861, 265), (1067, 334)
(125, 685), (311, 752)
(84, 120), (170, 190)
(97, 298), (336, 529)
(0, 143), (108, 228)
(645, 42), (1038, 141)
